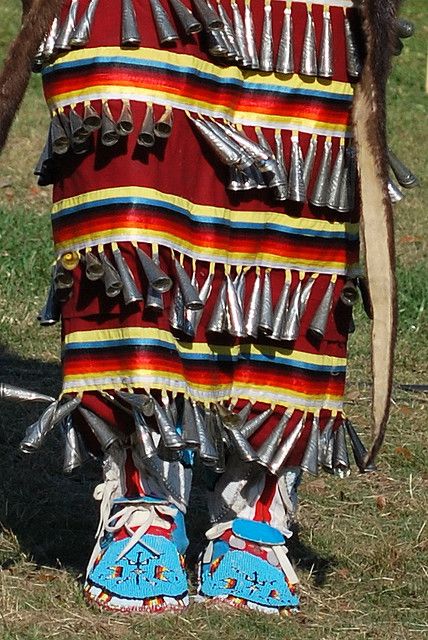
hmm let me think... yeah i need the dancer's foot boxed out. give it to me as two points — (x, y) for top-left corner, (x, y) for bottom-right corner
(84, 496), (189, 613)
(198, 519), (299, 615)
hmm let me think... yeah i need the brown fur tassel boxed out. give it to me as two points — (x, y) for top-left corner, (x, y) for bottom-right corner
(0, 0), (64, 153)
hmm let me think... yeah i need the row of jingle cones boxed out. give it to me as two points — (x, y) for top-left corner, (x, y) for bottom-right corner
(33, 0), (364, 80)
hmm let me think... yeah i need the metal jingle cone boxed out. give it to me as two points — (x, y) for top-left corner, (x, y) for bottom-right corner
(133, 409), (157, 458)
(327, 143), (345, 210)
(206, 27), (229, 56)
(207, 280), (227, 333)
(318, 416), (334, 467)
(228, 165), (246, 191)
(78, 406), (121, 451)
(227, 427), (259, 463)
(0, 383), (54, 404)
(154, 108), (174, 138)
(332, 422), (350, 476)
(340, 279), (358, 307)
(256, 128), (274, 157)
(51, 114), (70, 155)
(84, 251), (104, 281)
(300, 8), (317, 76)
(149, 0), (179, 44)
(169, 284), (186, 332)
(174, 259), (203, 310)
(32, 39), (46, 73)
(116, 391), (155, 417)
(69, 0), (100, 47)
(101, 102), (120, 146)
(309, 278), (335, 339)
(55, 0), (79, 50)
(153, 398), (185, 450)
(215, 403), (242, 429)
(231, 1), (251, 67)
(137, 104), (155, 147)
(83, 103), (101, 131)
(274, 130), (288, 192)
(162, 393), (178, 427)
(345, 420), (376, 472)
(43, 17), (60, 59)
(388, 148), (419, 189)
(168, 0), (202, 35)
(240, 406), (273, 439)
(336, 147), (353, 213)
(244, 269), (261, 337)
(257, 411), (289, 468)
(69, 108), (87, 144)
(387, 178), (405, 204)
(63, 416), (88, 473)
(269, 415), (305, 475)
(243, 2), (259, 68)
(271, 276), (291, 340)
(146, 277), (164, 311)
(135, 246), (171, 292)
(117, 101), (134, 136)
(187, 270), (213, 334)
(190, 117), (243, 168)
(287, 136), (306, 202)
(222, 124), (271, 166)
(192, 0), (223, 31)
(300, 416), (319, 475)
(310, 138), (332, 207)
(318, 10), (333, 79)
(112, 247), (144, 305)
(303, 135), (317, 192)
(121, 0), (141, 47)
(193, 402), (218, 463)
(282, 279), (302, 342)
(99, 252), (123, 297)
(233, 269), (245, 315)
(236, 401), (252, 424)
(53, 262), (73, 290)
(300, 275), (316, 316)
(276, 7), (294, 74)
(182, 398), (200, 448)
(344, 15), (362, 78)
(259, 269), (273, 335)
(217, 3), (239, 59)
(38, 279), (61, 326)
(49, 396), (82, 429)
(226, 273), (245, 337)
(20, 400), (59, 453)
(260, 2), (274, 72)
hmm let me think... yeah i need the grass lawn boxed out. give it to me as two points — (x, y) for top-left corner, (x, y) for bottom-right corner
(0, 1), (427, 638)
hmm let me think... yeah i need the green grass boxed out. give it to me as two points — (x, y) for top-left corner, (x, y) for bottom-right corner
(0, 1), (427, 639)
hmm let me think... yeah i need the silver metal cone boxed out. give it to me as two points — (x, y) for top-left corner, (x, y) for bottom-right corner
(113, 248), (144, 305)
(20, 401), (59, 453)
(310, 138), (332, 207)
(244, 3), (259, 68)
(276, 7), (294, 74)
(240, 407), (273, 439)
(215, 403), (242, 429)
(0, 383), (54, 403)
(174, 259), (203, 310)
(53, 263), (73, 290)
(336, 146), (354, 213)
(327, 143), (345, 210)
(190, 116), (243, 167)
(211, 412), (226, 473)
(228, 166), (245, 191)
(186, 271), (213, 334)
(226, 273), (245, 337)
(287, 136), (306, 202)
(153, 398), (185, 450)
(271, 276), (291, 340)
(228, 427), (259, 462)
(85, 251), (104, 281)
(162, 393), (178, 428)
(192, 0), (223, 30)
(282, 280), (301, 341)
(121, 0), (141, 47)
(260, 3), (273, 72)
(318, 416), (334, 467)
(345, 420), (376, 472)
(101, 102), (119, 146)
(269, 415), (305, 475)
(274, 130), (288, 192)
(344, 16), (362, 78)
(63, 416), (88, 474)
(193, 402), (218, 463)
(43, 17), (60, 59)
(133, 408), (157, 458)
(51, 114), (70, 155)
(300, 416), (319, 475)
(83, 103), (101, 131)
(388, 178), (405, 204)
(340, 279), (358, 306)
(37, 279), (60, 326)
(244, 269), (261, 337)
(259, 269), (273, 335)
(318, 10), (333, 78)
(55, 0), (79, 50)
(257, 411), (289, 468)
(207, 28), (229, 57)
(117, 101), (134, 136)
(168, 0), (202, 35)
(182, 398), (200, 447)
(231, 1), (251, 67)
(32, 39), (46, 73)
(99, 252), (123, 297)
(135, 246), (172, 292)
(78, 406), (121, 451)
(207, 280), (227, 333)
(256, 128), (273, 156)
(116, 391), (155, 416)
(217, 3), (239, 59)
(333, 422), (350, 476)
(300, 9), (317, 76)
(137, 103), (155, 147)
(50, 396), (82, 428)
(237, 401), (252, 424)
(388, 148), (419, 189)
(309, 278), (335, 339)
(149, 0), (179, 44)
(299, 275), (316, 316)
(302, 135), (318, 192)
(69, 0), (100, 47)
(169, 284), (185, 331)
(145, 251), (165, 311)
(69, 108), (86, 144)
